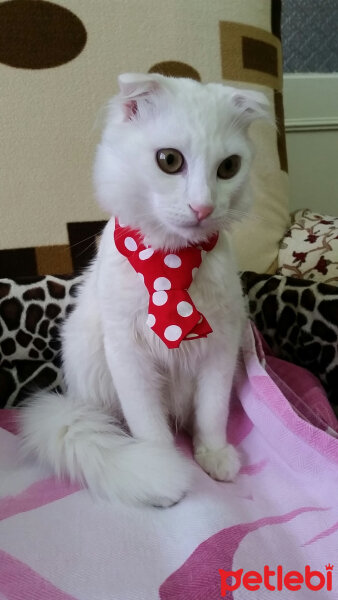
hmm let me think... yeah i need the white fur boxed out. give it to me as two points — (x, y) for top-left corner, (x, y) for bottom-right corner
(20, 74), (270, 506)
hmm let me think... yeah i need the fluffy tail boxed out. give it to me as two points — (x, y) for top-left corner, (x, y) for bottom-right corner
(19, 393), (192, 506)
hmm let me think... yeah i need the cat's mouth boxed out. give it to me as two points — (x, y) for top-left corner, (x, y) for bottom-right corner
(173, 214), (232, 238)
(177, 213), (220, 230)
(160, 211), (222, 243)
(173, 218), (220, 242)
(174, 219), (208, 232)
(181, 220), (203, 229)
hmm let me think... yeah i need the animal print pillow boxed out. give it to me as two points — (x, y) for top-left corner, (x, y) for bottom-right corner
(0, 275), (81, 407)
(241, 272), (338, 408)
(1, 272), (337, 409)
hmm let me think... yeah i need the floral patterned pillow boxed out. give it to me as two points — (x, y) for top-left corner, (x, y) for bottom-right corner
(278, 209), (338, 284)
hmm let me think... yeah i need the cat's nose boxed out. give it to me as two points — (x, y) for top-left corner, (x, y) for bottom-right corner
(189, 204), (214, 221)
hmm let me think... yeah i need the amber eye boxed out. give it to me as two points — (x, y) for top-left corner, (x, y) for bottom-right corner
(217, 155), (241, 179)
(156, 148), (184, 174)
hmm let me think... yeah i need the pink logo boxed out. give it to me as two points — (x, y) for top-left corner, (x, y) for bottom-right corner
(219, 564), (334, 594)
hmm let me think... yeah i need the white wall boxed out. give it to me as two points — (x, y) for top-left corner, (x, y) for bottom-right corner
(284, 74), (338, 215)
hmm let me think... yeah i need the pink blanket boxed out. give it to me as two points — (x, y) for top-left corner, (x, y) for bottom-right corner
(1, 322), (338, 599)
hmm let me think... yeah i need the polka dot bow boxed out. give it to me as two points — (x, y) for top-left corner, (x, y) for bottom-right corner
(114, 219), (219, 349)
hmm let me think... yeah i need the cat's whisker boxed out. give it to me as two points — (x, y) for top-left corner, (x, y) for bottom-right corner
(69, 232), (101, 250)
(226, 208), (285, 231)
(76, 238), (100, 258)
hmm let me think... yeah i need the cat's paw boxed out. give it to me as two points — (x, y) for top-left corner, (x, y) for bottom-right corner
(194, 443), (240, 481)
(150, 491), (186, 509)
(142, 444), (194, 508)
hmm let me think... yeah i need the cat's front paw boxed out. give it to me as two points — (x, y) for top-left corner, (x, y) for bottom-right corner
(194, 443), (240, 481)
(139, 443), (194, 508)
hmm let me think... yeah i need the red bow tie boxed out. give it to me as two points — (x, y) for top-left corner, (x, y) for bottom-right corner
(114, 219), (219, 348)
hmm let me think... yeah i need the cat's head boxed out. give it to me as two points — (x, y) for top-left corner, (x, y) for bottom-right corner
(94, 73), (271, 250)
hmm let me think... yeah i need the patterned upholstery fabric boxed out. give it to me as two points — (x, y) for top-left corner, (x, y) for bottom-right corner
(0, 275), (81, 407)
(241, 272), (338, 408)
(278, 209), (338, 284)
(0, 0), (288, 276)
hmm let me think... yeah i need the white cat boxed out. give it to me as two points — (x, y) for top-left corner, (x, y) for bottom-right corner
(20, 73), (270, 507)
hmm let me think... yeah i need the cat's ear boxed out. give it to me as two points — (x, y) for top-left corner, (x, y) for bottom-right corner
(118, 73), (162, 98)
(229, 88), (273, 126)
(117, 73), (163, 121)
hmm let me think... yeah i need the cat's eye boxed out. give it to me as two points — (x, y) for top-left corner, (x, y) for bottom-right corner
(217, 155), (241, 179)
(156, 149), (184, 174)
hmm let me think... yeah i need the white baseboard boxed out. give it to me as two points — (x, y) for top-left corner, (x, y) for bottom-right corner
(283, 73), (338, 132)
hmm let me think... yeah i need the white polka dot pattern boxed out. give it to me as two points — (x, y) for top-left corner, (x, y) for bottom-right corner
(154, 277), (171, 291)
(152, 291), (168, 306)
(177, 301), (193, 317)
(146, 314), (156, 328)
(124, 237), (137, 251)
(139, 248), (154, 260)
(164, 254), (182, 268)
(164, 325), (182, 342)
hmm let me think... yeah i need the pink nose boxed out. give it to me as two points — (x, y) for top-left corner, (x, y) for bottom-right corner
(189, 204), (214, 221)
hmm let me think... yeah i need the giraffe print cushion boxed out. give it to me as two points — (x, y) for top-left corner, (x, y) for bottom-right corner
(1, 272), (337, 409)
(0, 275), (82, 407)
(241, 272), (338, 409)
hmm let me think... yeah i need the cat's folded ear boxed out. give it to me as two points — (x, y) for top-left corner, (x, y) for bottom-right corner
(118, 73), (162, 98)
(228, 88), (274, 127)
(117, 73), (165, 121)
